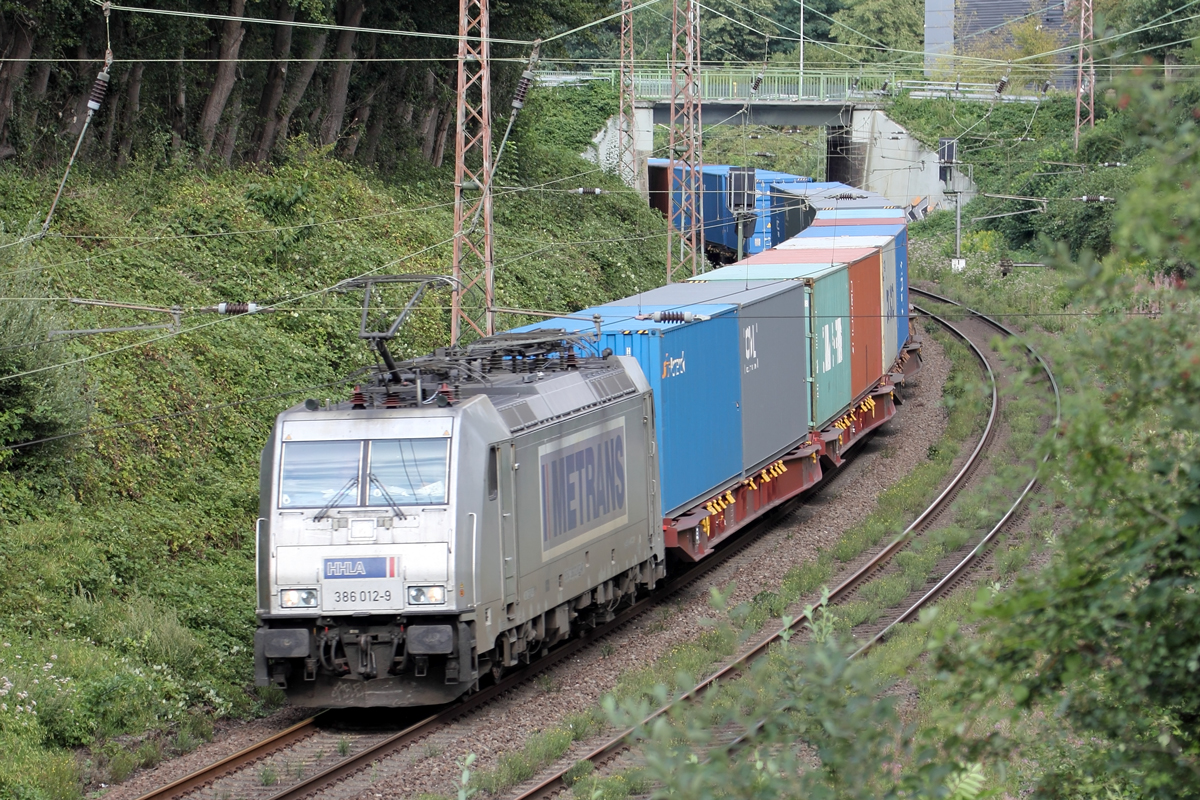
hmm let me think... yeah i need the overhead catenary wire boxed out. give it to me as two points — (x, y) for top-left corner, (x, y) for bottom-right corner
(91, 0), (665, 48)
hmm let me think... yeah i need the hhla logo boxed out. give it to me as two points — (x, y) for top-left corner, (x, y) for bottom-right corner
(326, 560), (368, 576)
(661, 350), (686, 379)
(743, 323), (760, 373)
(821, 318), (844, 373)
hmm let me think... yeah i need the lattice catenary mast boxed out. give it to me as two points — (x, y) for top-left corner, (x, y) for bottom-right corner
(667, 0), (703, 283)
(451, 0), (495, 343)
(1074, 0), (1094, 150)
(617, 0), (638, 188)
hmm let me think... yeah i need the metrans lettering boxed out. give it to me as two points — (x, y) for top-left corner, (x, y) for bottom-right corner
(539, 420), (629, 555)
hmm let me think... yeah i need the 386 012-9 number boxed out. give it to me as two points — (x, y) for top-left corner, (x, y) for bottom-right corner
(332, 590), (392, 604)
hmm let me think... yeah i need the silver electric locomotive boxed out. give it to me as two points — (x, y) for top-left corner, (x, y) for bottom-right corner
(254, 333), (664, 707)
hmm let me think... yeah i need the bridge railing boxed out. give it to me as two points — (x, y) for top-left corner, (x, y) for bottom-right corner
(539, 70), (1067, 105)
(571, 69), (897, 103)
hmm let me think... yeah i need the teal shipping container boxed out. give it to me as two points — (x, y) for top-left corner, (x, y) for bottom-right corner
(693, 262), (853, 430)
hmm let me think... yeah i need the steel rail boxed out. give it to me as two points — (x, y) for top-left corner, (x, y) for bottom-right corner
(258, 446), (886, 800)
(126, 413), (877, 800)
(847, 289), (1063, 657)
(684, 292), (1062, 772)
(129, 717), (322, 800)
(511, 309), (1007, 800)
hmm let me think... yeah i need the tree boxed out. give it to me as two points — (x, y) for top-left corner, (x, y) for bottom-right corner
(703, 0), (779, 65)
(1100, 0), (1200, 62)
(957, 14), (1066, 87)
(827, 0), (923, 66)
(938, 72), (1200, 797)
(197, 0), (247, 157)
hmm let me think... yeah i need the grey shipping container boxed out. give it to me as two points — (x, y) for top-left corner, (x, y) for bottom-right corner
(697, 261), (854, 430)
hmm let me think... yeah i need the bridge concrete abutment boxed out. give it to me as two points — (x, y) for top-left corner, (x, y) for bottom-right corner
(827, 108), (976, 217)
(582, 102), (656, 198)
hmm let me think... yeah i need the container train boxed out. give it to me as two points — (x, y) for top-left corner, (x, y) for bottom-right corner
(254, 171), (919, 707)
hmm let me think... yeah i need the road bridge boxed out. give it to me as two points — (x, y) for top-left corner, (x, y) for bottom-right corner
(553, 68), (990, 216)
(539, 69), (1041, 126)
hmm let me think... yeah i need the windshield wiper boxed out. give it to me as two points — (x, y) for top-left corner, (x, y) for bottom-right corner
(313, 475), (359, 522)
(368, 472), (408, 520)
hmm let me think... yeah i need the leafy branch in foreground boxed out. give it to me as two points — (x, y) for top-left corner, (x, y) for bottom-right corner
(934, 68), (1200, 799)
(603, 600), (963, 800)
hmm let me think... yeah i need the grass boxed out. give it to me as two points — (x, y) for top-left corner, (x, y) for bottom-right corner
(469, 719), (596, 795)
(258, 765), (278, 786)
(568, 768), (649, 800)
(0, 80), (672, 797)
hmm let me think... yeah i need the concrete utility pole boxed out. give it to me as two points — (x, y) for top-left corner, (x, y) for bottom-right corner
(1074, 0), (1094, 150)
(951, 191), (965, 272)
(451, 0), (495, 343)
(617, 0), (638, 188)
(667, 0), (703, 283)
(799, 0), (804, 91)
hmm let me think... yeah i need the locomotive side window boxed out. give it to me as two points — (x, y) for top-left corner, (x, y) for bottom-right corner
(487, 446), (499, 500)
(367, 439), (450, 506)
(279, 441), (363, 507)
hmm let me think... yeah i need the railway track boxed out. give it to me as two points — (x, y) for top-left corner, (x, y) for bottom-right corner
(131, 290), (1047, 800)
(508, 288), (1060, 800)
(130, 431), (876, 800)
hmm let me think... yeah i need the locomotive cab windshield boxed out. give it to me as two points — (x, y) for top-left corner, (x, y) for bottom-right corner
(278, 438), (450, 510)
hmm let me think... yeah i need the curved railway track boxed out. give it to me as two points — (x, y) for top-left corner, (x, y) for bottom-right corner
(508, 288), (1060, 800)
(130, 430), (877, 800)
(131, 289), (1055, 800)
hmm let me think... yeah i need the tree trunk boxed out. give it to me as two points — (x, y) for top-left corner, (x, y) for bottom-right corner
(0, 17), (34, 148)
(117, 61), (144, 166)
(340, 79), (383, 160)
(418, 105), (438, 162)
(197, 0), (246, 157)
(28, 57), (51, 135)
(249, 0), (295, 163)
(60, 44), (92, 139)
(341, 103), (368, 159)
(319, 0), (365, 146)
(432, 106), (452, 167)
(172, 48), (187, 152)
(272, 31), (327, 154)
(218, 81), (243, 165)
(360, 92), (388, 165)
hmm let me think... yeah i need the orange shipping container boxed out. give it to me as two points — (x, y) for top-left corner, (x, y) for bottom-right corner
(848, 252), (884, 399)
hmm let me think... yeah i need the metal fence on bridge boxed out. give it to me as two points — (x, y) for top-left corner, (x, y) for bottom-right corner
(539, 70), (1055, 105)
(588, 69), (897, 103)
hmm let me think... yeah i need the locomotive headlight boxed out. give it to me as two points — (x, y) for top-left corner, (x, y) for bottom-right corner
(280, 588), (318, 608)
(407, 585), (446, 605)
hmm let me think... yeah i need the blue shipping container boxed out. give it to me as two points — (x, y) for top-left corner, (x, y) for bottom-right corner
(603, 282), (812, 473)
(648, 160), (812, 256)
(511, 304), (743, 518)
